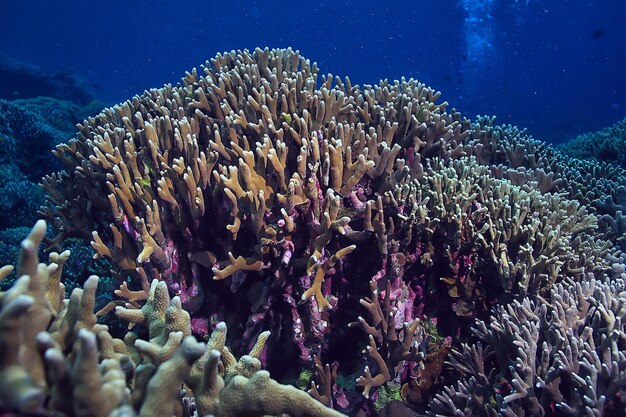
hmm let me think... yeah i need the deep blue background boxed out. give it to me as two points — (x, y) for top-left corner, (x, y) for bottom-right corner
(1, 0), (624, 143)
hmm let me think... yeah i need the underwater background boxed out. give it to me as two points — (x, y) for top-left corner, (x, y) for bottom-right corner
(1, 1), (626, 417)
(2, 0), (625, 143)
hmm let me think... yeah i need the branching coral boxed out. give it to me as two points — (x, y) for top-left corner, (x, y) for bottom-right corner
(466, 116), (626, 252)
(35, 47), (626, 413)
(431, 277), (626, 416)
(349, 279), (425, 399)
(0, 221), (345, 417)
(40, 47), (473, 374)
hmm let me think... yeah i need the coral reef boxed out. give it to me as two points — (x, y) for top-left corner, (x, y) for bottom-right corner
(0, 54), (95, 105)
(433, 277), (626, 416)
(0, 99), (67, 180)
(0, 220), (345, 416)
(33, 48), (626, 415)
(466, 117), (626, 252)
(559, 117), (626, 167)
(0, 77), (103, 288)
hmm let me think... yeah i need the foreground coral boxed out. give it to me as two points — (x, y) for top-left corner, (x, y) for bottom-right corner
(433, 277), (626, 416)
(37, 48), (626, 414)
(0, 220), (344, 417)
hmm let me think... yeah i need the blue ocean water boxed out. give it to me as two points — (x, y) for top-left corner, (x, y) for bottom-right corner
(1, 0), (624, 144)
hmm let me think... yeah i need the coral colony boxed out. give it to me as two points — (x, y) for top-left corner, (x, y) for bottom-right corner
(1, 48), (625, 416)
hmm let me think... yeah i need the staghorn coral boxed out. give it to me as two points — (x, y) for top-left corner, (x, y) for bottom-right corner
(40, 47), (472, 380)
(389, 156), (610, 319)
(431, 276), (626, 416)
(37, 47), (625, 413)
(466, 116), (626, 251)
(0, 221), (345, 417)
(348, 277), (427, 404)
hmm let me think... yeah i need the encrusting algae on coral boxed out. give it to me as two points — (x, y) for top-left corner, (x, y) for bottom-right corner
(0, 47), (622, 415)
